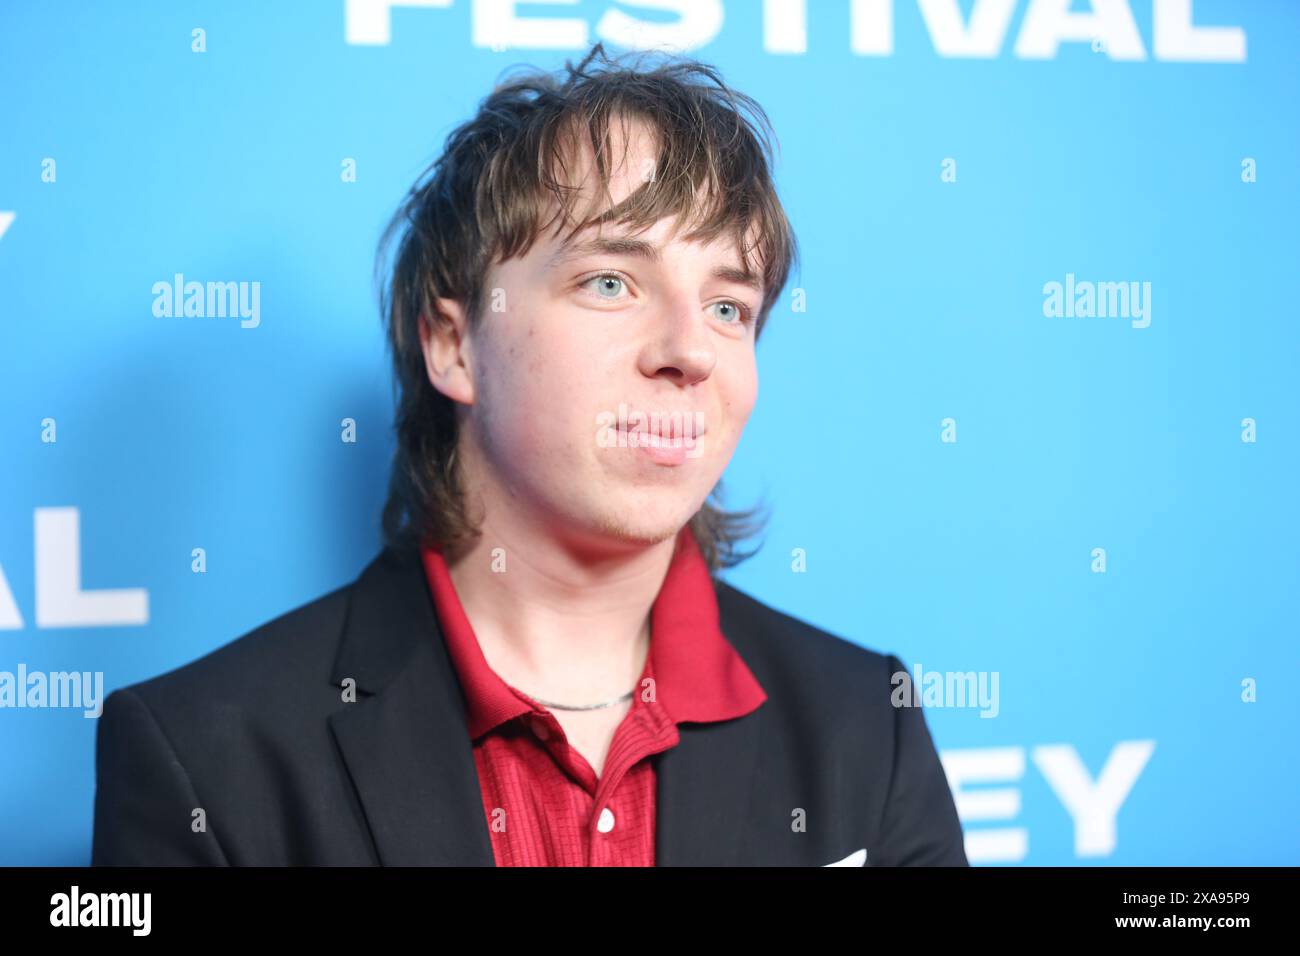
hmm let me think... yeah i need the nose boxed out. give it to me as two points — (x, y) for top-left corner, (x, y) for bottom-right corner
(637, 291), (716, 386)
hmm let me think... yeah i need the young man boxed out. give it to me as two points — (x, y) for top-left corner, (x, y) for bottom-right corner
(92, 44), (967, 867)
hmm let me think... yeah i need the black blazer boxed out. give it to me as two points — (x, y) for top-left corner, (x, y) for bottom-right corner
(91, 546), (969, 866)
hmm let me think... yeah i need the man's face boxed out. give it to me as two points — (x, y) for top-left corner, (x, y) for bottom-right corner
(425, 120), (762, 558)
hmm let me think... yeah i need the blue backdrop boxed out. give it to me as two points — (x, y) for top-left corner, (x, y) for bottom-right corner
(2, 0), (1296, 866)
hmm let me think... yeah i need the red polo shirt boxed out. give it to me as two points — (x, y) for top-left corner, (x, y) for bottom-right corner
(420, 526), (767, 866)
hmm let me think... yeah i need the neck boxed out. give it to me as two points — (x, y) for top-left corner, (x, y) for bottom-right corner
(443, 517), (681, 705)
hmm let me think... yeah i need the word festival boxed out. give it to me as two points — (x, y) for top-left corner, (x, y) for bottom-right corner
(345, 0), (1246, 64)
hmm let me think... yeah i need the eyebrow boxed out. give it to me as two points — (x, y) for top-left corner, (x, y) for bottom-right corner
(546, 235), (764, 294)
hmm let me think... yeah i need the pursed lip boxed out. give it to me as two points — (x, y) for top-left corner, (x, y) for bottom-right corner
(615, 418), (708, 442)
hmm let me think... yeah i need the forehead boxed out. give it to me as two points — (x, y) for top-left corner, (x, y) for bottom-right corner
(552, 111), (661, 211)
(510, 111), (768, 288)
(539, 219), (763, 294)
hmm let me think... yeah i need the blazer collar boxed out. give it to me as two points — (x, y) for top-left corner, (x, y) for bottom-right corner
(326, 544), (766, 866)
(327, 546), (495, 865)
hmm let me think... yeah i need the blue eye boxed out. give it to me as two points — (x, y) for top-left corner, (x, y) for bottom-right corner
(580, 273), (753, 328)
(585, 274), (627, 299)
(710, 300), (752, 326)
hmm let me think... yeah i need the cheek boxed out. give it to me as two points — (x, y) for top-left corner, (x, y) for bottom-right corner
(722, 361), (759, 431)
(479, 318), (596, 455)
(473, 322), (538, 447)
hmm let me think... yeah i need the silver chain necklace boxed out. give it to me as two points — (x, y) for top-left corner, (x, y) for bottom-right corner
(521, 688), (635, 711)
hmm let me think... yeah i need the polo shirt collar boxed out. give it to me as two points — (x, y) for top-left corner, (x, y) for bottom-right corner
(420, 526), (767, 740)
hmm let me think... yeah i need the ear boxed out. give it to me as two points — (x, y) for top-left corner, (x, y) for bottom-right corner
(419, 295), (475, 405)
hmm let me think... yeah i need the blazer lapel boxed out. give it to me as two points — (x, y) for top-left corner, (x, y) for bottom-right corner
(655, 688), (765, 866)
(327, 547), (495, 866)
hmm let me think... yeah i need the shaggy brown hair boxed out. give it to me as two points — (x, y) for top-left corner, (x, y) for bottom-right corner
(375, 42), (799, 573)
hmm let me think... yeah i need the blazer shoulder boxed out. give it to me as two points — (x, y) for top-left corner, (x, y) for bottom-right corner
(714, 579), (969, 865)
(114, 572), (355, 716)
(713, 579), (903, 699)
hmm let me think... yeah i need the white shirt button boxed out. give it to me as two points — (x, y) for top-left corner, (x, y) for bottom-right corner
(596, 807), (615, 833)
(531, 717), (550, 740)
